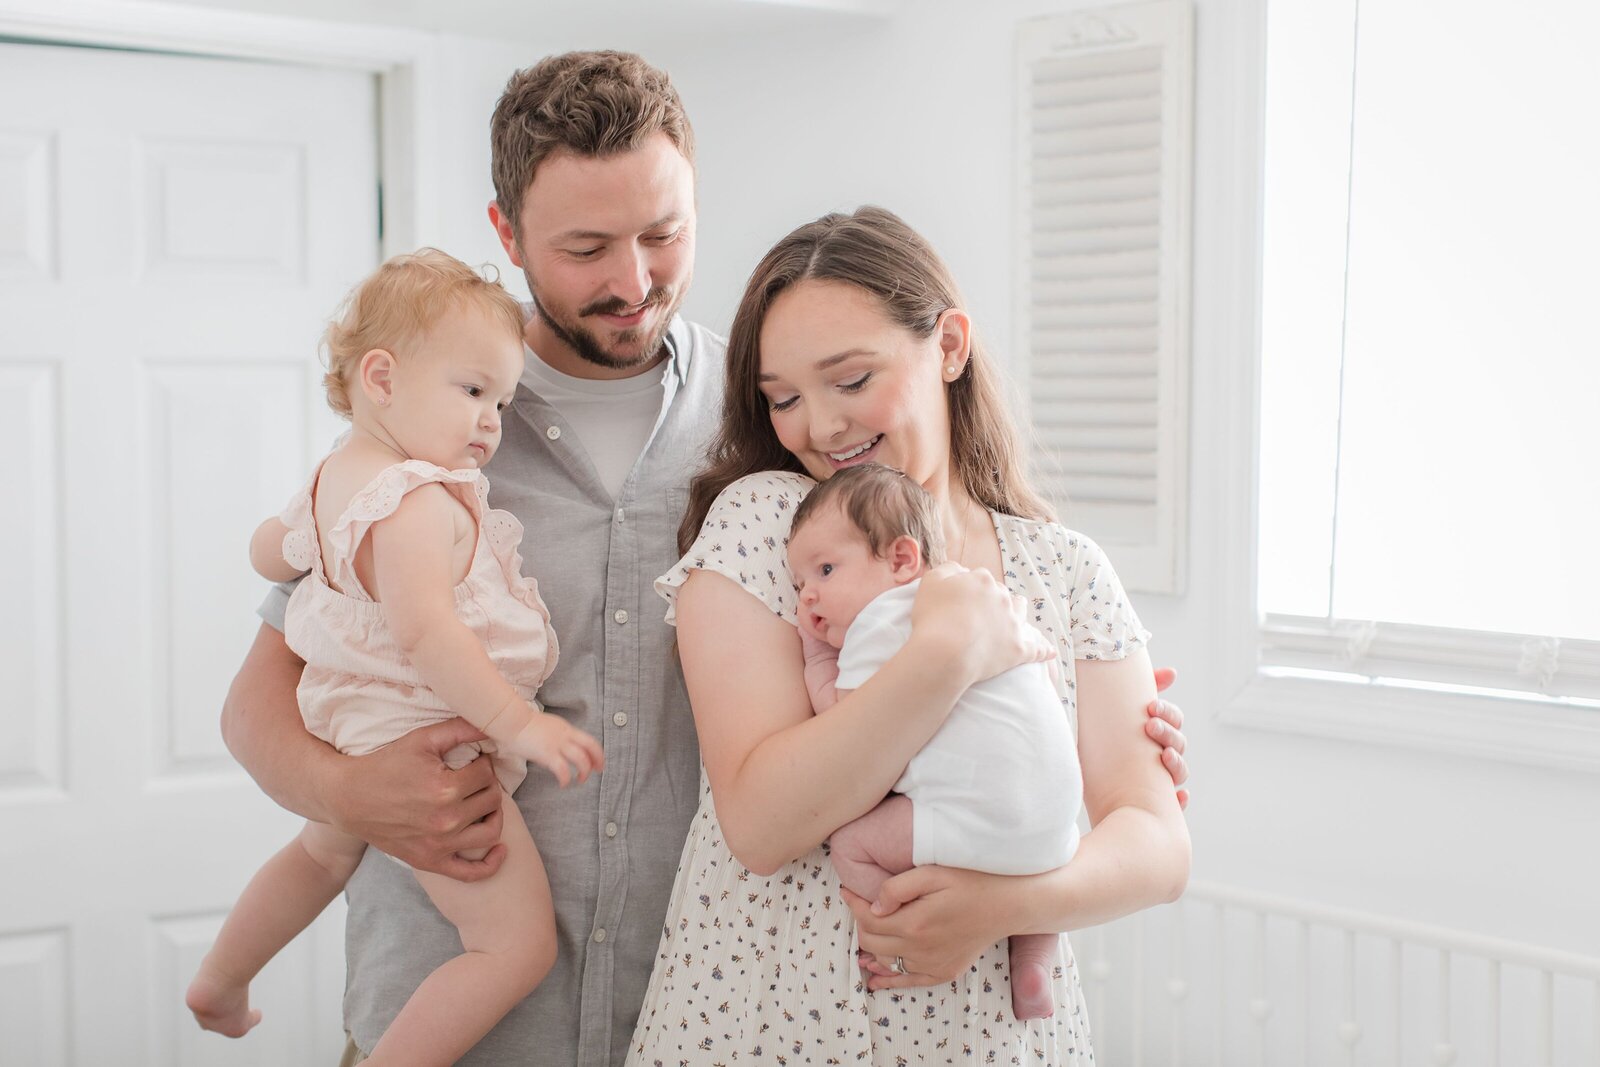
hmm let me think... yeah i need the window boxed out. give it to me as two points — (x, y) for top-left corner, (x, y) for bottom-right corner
(1255, 0), (1600, 716)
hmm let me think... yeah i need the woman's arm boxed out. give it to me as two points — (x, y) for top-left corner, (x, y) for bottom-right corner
(849, 649), (1190, 987)
(249, 517), (307, 583)
(370, 484), (603, 784)
(221, 622), (509, 880)
(678, 564), (1046, 875)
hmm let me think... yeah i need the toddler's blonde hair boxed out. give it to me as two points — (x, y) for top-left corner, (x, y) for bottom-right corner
(321, 248), (526, 418)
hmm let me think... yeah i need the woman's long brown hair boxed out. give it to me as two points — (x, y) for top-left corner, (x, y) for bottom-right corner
(680, 205), (1052, 554)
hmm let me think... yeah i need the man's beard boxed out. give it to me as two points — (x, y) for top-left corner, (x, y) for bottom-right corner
(525, 274), (686, 372)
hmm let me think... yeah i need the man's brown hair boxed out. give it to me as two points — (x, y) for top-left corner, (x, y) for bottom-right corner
(790, 463), (948, 568)
(490, 51), (695, 240)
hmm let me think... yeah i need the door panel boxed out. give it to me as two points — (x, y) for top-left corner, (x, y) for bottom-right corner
(0, 40), (377, 1065)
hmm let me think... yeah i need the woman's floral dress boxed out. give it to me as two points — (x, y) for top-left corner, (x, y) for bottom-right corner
(628, 472), (1150, 1066)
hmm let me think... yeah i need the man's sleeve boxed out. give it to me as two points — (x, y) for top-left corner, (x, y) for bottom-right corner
(256, 578), (302, 634)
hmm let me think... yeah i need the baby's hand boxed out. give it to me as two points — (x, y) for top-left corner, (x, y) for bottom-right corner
(800, 628), (844, 714)
(799, 628), (839, 668)
(515, 713), (605, 787)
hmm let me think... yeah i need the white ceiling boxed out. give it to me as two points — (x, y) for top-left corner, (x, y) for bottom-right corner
(129, 0), (902, 45)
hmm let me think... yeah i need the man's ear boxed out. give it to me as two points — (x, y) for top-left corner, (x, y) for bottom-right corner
(888, 534), (923, 581)
(358, 348), (397, 408)
(487, 199), (526, 268)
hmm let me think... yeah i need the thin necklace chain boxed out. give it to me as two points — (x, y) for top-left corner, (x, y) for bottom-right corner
(954, 499), (972, 568)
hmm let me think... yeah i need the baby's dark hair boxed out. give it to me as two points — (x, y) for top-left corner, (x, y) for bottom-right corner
(790, 463), (946, 566)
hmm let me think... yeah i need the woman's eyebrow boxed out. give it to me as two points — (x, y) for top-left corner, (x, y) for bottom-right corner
(758, 349), (875, 382)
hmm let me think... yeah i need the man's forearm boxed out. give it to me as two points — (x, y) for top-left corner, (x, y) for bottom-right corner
(221, 623), (340, 824)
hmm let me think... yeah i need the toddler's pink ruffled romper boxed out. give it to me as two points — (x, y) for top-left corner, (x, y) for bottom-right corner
(279, 459), (558, 794)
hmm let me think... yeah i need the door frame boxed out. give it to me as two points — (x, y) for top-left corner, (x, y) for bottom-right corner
(0, 0), (435, 258)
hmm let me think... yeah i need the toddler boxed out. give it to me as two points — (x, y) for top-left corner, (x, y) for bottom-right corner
(185, 249), (603, 1064)
(786, 463), (1080, 1021)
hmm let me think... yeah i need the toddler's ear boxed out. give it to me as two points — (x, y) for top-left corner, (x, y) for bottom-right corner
(359, 348), (397, 407)
(888, 534), (922, 582)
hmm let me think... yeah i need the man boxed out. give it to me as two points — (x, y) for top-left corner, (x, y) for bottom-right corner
(221, 51), (1190, 1066)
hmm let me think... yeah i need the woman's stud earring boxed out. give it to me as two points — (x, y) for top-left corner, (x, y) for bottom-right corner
(945, 365), (958, 376)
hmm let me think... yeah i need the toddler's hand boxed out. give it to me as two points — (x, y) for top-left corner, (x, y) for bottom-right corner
(516, 712), (605, 787)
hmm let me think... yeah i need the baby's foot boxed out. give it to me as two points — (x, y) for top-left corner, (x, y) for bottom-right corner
(1010, 960), (1055, 1021)
(185, 965), (262, 1038)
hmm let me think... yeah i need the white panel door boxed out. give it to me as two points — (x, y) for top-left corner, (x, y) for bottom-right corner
(0, 41), (376, 1066)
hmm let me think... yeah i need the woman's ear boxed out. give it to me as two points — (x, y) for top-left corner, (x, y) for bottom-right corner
(935, 308), (972, 381)
(358, 348), (397, 408)
(888, 534), (924, 581)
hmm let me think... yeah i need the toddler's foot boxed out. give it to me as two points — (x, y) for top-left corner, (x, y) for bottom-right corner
(186, 965), (262, 1038)
(1010, 960), (1055, 1021)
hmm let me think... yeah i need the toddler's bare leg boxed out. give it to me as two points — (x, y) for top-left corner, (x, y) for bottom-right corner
(187, 821), (367, 1036)
(828, 794), (914, 908)
(1008, 932), (1061, 1020)
(363, 792), (555, 1066)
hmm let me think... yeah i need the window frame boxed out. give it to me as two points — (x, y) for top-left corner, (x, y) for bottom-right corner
(1206, 0), (1600, 773)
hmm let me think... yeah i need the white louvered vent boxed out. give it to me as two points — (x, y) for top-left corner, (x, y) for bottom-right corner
(1016, 1), (1192, 594)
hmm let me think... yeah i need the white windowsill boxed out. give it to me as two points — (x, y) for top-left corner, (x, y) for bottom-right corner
(1219, 666), (1600, 774)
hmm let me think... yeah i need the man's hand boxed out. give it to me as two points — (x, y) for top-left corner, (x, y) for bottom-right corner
(329, 717), (509, 881)
(1147, 666), (1189, 810)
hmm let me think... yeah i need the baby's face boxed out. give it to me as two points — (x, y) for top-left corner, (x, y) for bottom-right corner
(384, 303), (524, 470)
(787, 503), (903, 648)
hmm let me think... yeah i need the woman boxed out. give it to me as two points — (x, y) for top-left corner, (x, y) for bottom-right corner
(628, 206), (1191, 1064)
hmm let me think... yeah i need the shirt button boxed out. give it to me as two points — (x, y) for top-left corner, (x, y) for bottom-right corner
(615, 508), (625, 524)
(546, 425), (561, 441)
(605, 821), (618, 838)
(592, 928), (606, 943)
(613, 711), (629, 727)
(613, 609), (629, 625)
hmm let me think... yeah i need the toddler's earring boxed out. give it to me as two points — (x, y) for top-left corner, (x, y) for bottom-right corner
(376, 396), (388, 406)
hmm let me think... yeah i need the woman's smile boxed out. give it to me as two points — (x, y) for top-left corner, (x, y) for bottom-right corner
(825, 434), (883, 467)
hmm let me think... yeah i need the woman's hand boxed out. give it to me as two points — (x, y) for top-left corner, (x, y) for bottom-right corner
(843, 865), (1020, 991)
(910, 563), (1055, 686)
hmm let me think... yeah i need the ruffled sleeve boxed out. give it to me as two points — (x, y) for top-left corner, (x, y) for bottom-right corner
(1063, 531), (1151, 660)
(322, 461), (484, 601)
(479, 496), (559, 684)
(654, 471), (816, 627)
(278, 481), (316, 574)
(996, 515), (1151, 663)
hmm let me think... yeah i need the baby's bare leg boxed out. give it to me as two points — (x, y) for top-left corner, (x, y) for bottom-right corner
(828, 793), (914, 906)
(1008, 932), (1061, 1020)
(187, 821), (367, 1036)
(363, 791), (555, 1066)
